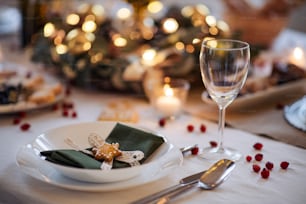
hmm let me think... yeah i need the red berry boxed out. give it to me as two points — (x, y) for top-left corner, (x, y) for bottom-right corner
(159, 118), (166, 127)
(253, 142), (263, 150)
(71, 111), (77, 118)
(13, 118), (21, 125)
(209, 141), (218, 147)
(265, 161), (274, 170)
(20, 123), (31, 131)
(191, 147), (199, 155)
(255, 153), (263, 161)
(246, 155), (252, 162)
(261, 168), (270, 179)
(252, 164), (261, 173)
(52, 104), (59, 111)
(62, 110), (69, 117)
(280, 161), (289, 169)
(187, 124), (194, 132)
(200, 124), (206, 133)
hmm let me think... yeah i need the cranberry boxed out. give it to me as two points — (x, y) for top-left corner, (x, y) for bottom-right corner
(187, 124), (194, 132)
(261, 168), (270, 179)
(200, 124), (206, 133)
(253, 142), (263, 150)
(20, 123), (31, 131)
(13, 118), (21, 125)
(52, 104), (59, 111)
(209, 141), (218, 147)
(71, 111), (77, 118)
(255, 153), (263, 162)
(265, 161), (274, 170)
(191, 147), (199, 155)
(246, 155), (252, 162)
(280, 161), (289, 169)
(252, 164), (261, 173)
(158, 118), (166, 127)
(62, 110), (69, 117)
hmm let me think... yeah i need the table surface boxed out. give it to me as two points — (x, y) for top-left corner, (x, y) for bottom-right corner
(1, 2), (306, 203)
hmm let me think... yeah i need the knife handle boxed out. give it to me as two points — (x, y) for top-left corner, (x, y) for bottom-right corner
(130, 183), (190, 204)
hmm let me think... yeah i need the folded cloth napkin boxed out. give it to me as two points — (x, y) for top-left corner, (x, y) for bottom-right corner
(40, 123), (165, 169)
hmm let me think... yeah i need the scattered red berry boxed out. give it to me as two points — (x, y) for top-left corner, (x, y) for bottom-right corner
(261, 168), (270, 179)
(276, 103), (284, 110)
(187, 124), (194, 132)
(62, 110), (69, 117)
(253, 142), (263, 150)
(191, 147), (199, 155)
(71, 111), (77, 118)
(200, 124), (206, 133)
(20, 123), (31, 131)
(265, 161), (274, 170)
(246, 155), (252, 162)
(255, 153), (263, 161)
(209, 141), (218, 147)
(280, 161), (289, 169)
(13, 118), (21, 125)
(252, 164), (261, 173)
(158, 118), (166, 127)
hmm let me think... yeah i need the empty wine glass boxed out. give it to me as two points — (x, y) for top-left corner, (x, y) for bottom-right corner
(199, 39), (250, 161)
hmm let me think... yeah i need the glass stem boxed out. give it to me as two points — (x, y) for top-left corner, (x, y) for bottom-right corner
(218, 107), (226, 151)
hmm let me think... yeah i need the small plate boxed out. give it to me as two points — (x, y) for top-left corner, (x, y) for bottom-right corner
(284, 96), (306, 132)
(16, 122), (183, 190)
(0, 62), (64, 114)
(202, 78), (306, 109)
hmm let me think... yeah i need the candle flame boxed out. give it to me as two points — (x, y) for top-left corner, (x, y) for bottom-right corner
(164, 84), (174, 97)
(293, 47), (304, 60)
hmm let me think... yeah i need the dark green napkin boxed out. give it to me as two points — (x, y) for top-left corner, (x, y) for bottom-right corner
(40, 123), (165, 169)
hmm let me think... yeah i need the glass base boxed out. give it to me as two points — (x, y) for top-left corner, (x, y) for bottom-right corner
(198, 146), (242, 162)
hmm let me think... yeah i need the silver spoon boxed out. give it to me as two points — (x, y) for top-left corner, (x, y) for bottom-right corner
(156, 159), (235, 204)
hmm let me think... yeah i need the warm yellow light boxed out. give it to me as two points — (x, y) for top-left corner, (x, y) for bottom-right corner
(217, 20), (229, 32)
(181, 6), (194, 18)
(92, 5), (105, 17)
(117, 7), (132, 20)
(66, 13), (80, 25)
(90, 52), (103, 64)
(175, 42), (185, 51)
(192, 38), (201, 44)
(195, 4), (210, 16)
(55, 44), (68, 54)
(83, 42), (91, 51)
(293, 47), (304, 60)
(113, 36), (127, 47)
(163, 18), (179, 34)
(82, 20), (97, 33)
(164, 84), (174, 97)
(186, 44), (195, 53)
(85, 14), (96, 22)
(205, 15), (216, 27)
(44, 22), (55, 37)
(209, 26), (218, 35)
(142, 49), (156, 61)
(148, 1), (164, 13)
(66, 29), (79, 41)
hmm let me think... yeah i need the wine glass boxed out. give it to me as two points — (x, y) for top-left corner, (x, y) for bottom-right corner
(199, 39), (250, 161)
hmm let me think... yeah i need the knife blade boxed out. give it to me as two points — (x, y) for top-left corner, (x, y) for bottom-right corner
(130, 170), (205, 204)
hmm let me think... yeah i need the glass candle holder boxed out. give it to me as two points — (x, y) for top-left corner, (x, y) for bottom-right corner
(151, 77), (190, 119)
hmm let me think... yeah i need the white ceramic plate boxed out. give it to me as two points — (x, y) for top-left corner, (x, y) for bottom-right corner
(16, 121), (183, 191)
(0, 62), (64, 114)
(201, 78), (306, 110)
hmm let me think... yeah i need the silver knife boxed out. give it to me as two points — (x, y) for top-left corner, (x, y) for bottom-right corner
(130, 170), (205, 204)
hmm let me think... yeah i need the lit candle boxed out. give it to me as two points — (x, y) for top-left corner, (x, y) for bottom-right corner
(289, 47), (306, 69)
(155, 85), (182, 117)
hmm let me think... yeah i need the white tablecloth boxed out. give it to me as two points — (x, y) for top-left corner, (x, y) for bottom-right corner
(1, 86), (306, 204)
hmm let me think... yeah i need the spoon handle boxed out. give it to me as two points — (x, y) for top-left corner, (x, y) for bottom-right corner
(155, 183), (198, 204)
(130, 183), (191, 204)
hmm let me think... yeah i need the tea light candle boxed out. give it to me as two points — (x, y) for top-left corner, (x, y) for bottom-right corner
(155, 85), (182, 117)
(288, 47), (306, 69)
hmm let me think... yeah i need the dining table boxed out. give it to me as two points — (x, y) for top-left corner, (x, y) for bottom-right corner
(1, 1), (306, 203)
